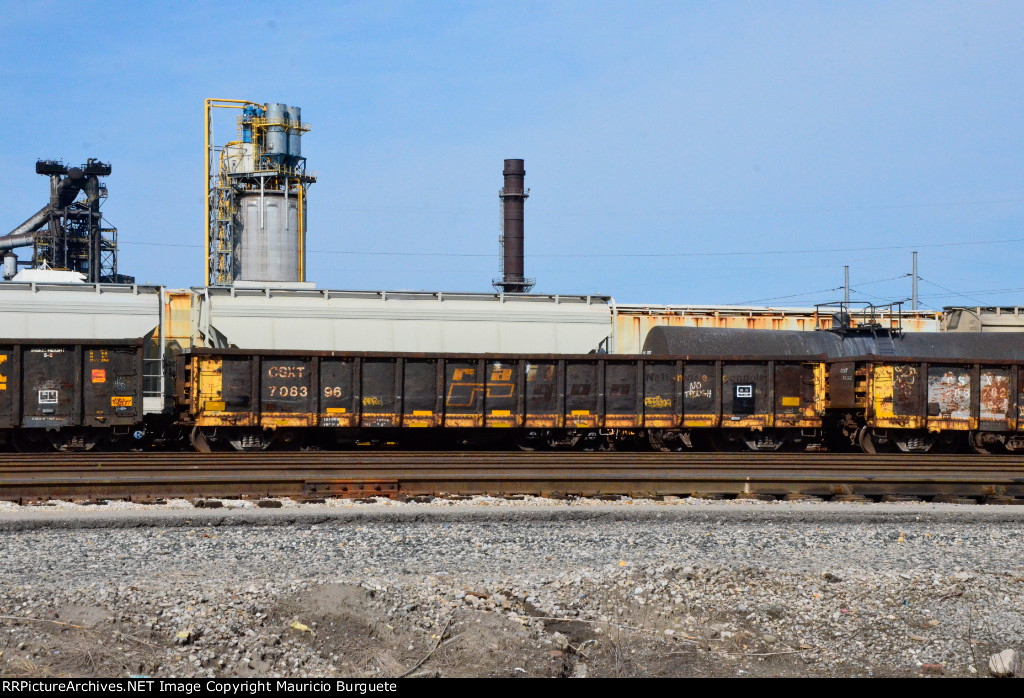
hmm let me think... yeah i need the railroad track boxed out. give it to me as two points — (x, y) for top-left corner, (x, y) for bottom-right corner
(0, 452), (1022, 503)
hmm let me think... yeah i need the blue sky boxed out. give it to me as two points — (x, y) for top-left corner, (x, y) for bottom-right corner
(1, 1), (1021, 308)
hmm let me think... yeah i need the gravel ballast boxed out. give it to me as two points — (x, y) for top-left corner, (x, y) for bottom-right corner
(0, 496), (1020, 678)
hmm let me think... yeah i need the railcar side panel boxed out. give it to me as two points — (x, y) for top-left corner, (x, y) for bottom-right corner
(195, 356), (257, 426)
(682, 362), (717, 428)
(82, 346), (141, 427)
(22, 347), (77, 428)
(445, 359), (484, 427)
(484, 360), (518, 428)
(0, 341), (146, 435)
(604, 360), (641, 428)
(260, 357), (316, 427)
(0, 347), (12, 429)
(403, 359), (439, 427)
(721, 362), (770, 428)
(642, 360), (680, 428)
(828, 361), (858, 409)
(320, 358), (357, 427)
(979, 367), (1013, 432)
(1018, 369), (1024, 433)
(869, 363), (925, 430)
(774, 363), (822, 427)
(565, 361), (599, 428)
(927, 365), (974, 431)
(524, 360), (560, 428)
(361, 359), (398, 427)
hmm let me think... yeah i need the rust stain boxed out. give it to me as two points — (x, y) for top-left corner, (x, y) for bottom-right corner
(980, 371), (1010, 421)
(928, 368), (971, 420)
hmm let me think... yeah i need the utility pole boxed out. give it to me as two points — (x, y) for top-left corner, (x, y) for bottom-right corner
(912, 251), (918, 311)
(844, 265), (850, 306)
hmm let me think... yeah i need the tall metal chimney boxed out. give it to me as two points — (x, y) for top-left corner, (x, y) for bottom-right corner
(493, 158), (534, 293)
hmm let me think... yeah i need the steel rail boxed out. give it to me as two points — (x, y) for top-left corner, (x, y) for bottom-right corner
(0, 452), (1021, 502)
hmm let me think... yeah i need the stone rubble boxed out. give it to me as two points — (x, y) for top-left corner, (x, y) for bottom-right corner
(0, 496), (1020, 677)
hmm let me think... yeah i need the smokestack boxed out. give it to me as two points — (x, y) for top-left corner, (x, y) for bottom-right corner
(493, 158), (534, 293)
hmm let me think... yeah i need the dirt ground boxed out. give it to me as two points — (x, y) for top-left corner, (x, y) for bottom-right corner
(0, 582), (886, 678)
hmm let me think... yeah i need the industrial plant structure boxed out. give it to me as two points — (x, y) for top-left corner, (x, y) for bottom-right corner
(205, 99), (315, 286)
(493, 158), (534, 293)
(0, 159), (123, 283)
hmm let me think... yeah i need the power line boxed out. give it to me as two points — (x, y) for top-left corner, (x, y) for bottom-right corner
(916, 276), (987, 305)
(117, 236), (1024, 259)
(313, 196), (1024, 218)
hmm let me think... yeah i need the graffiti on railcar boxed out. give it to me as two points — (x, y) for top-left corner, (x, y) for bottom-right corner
(892, 364), (920, 416)
(445, 366), (516, 408)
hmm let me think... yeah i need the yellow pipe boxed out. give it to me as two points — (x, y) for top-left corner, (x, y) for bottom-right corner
(298, 183), (304, 282)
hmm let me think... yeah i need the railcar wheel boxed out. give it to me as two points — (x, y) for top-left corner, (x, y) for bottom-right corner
(969, 431), (1004, 455)
(858, 428), (895, 454)
(858, 427), (878, 454)
(13, 430), (51, 453)
(273, 430), (305, 451)
(576, 432), (611, 451)
(578, 437), (613, 452)
(710, 431), (744, 452)
(189, 427), (212, 453)
(648, 430), (689, 452)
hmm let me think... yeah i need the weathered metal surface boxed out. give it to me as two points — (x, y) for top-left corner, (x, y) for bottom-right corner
(644, 326), (1024, 362)
(565, 361), (598, 428)
(980, 368), (1013, 431)
(0, 340), (143, 431)
(320, 359), (356, 427)
(525, 361), (560, 428)
(642, 361), (679, 428)
(484, 360), (517, 428)
(260, 357), (315, 427)
(721, 363), (771, 428)
(682, 362), (716, 428)
(829, 361), (857, 409)
(868, 363), (924, 429)
(22, 347), (77, 428)
(82, 346), (139, 426)
(188, 350), (832, 433)
(195, 356), (256, 426)
(362, 359), (398, 427)
(893, 364), (922, 418)
(773, 363), (822, 427)
(927, 365), (973, 430)
(445, 360), (484, 428)
(604, 361), (640, 428)
(404, 359), (440, 427)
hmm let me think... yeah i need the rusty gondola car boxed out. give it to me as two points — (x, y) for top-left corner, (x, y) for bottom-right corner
(177, 348), (829, 452)
(828, 356), (1024, 454)
(0, 339), (144, 451)
(646, 325), (1024, 453)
